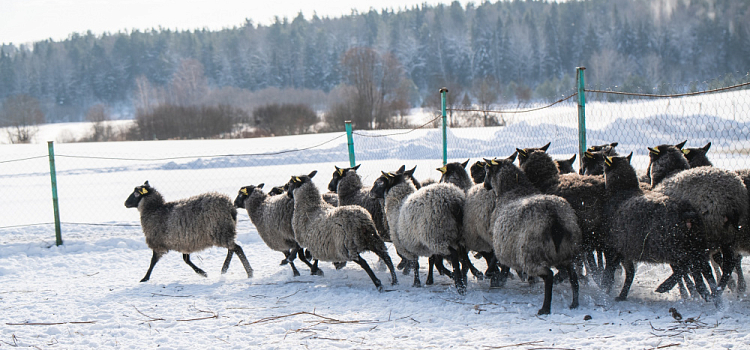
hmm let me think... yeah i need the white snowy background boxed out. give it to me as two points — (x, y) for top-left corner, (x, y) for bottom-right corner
(2, 95), (750, 349)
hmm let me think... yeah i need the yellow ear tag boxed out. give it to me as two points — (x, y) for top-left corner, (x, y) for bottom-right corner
(682, 149), (690, 155)
(293, 176), (300, 182)
(518, 149), (527, 157)
(240, 188), (248, 195)
(584, 151), (594, 159)
(438, 166), (447, 174)
(490, 159), (498, 165)
(139, 187), (148, 195)
(337, 168), (344, 176)
(604, 156), (613, 167)
(649, 148), (660, 155)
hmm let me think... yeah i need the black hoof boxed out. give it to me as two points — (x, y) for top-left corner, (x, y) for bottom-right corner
(312, 269), (324, 276)
(615, 296), (627, 302)
(537, 308), (550, 315)
(293, 270), (300, 277)
(569, 301), (579, 309)
(280, 259), (289, 266)
(139, 278), (149, 283)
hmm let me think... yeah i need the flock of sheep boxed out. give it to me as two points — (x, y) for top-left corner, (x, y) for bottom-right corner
(123, 140), (749, 315)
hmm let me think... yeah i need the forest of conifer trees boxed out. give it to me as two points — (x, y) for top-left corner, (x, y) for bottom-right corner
(0, 0), (748, 133)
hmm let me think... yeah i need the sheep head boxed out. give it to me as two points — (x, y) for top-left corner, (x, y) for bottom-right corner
(124, 181), (154, 208)
(234, 184), (265, 208)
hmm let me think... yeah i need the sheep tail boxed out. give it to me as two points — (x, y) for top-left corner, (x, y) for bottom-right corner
(548, 212), (571, 254)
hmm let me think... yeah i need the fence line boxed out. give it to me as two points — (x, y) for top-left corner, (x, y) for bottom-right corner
(447, 93), (578, 115)
(0, 155), (48, 164)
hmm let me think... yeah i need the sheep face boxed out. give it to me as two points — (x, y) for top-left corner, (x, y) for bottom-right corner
(268, 185), (286, 196)
(555, 154), (577, 174)
(581, 150), (607, 175)
(482, 153), (519, 192)
(470, 160), (487, 184)
(370, 165), (414, 199)
(125, 181), (153, 208)
(516, 142), (550, 167)
(287, 170), (317, 198)
(328, 164), (360, 193)
(647, 141), (689, 186)
(234, 184), (264, 208)
(682, 142), (712, 168)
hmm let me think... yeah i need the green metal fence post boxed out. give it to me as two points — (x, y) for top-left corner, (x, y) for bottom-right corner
(345, 120), (356, 167)
(576, 67), (587, 174)
(47, 141), (63, 246)
(440, 87), (449, 166)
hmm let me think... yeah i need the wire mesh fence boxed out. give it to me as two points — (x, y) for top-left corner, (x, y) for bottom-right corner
(2, 72), (750, 244)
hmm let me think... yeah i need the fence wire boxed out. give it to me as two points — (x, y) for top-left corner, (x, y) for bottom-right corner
(2, 76), (749, 236)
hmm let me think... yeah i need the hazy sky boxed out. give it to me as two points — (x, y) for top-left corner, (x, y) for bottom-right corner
(0, 0), (467, 45)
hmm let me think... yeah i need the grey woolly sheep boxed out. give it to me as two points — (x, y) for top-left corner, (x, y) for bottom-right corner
(681, 141), (747, 293)
(370, 166), (468, 294)
(124, 181), (253, 282)
(327, 164), (389, 241)
(516, 146), (606, 282)
(484, 155), (581, 315)
(234, 184), (323, 277)
(437, 160), (473, 192)
(648, 142), (748, 300)
(600, 153), (711, 301)
(555, 154), (577, 175)
(287, 171), (397, 292)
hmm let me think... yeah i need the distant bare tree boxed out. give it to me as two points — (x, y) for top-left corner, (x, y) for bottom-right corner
(170, 59), (208, 107)
(1, 94), (45, 143)
(472, 77), (503, 126)
(85, 103), (115, 142)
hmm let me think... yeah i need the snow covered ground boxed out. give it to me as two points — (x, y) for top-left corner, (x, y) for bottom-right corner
(3, 100), (750, 348)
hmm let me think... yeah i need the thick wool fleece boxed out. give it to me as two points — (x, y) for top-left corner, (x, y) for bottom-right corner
(336, 169), (390, 241)
(138, 191), (238, 254)
(461, 183), (496, 253)
(291, 181), (387, 262)
(486, 160), (581, 277)
(241, 186), (297, 252)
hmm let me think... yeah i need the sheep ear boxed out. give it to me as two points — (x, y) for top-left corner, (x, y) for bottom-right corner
(569, 154), (576, 162)
(437, 165), (447, 174)
(626, 152), (633, 163)
(540, 142), (550, 152)
(483, 158), (494, 165)
(702, 142), (711, 152)
(461, 159), (469, 168)
(648, 147), (659, 155)
(335, 166), (344, 176)
(675, 140), (687, 149)
(584, 151), (594, 158)
(508, 151), (518, 163)
(516, 148), (526, 157)
(610, 142), (619, 148)
(682, 149), (691, 155)
(139, 187), (149, 195)
(405, 166), (416, 177)
(353, 164), (361, 171)
(604, 156), (613, 167)
(308, 170), (317, 179)
(143, 181), (150, 187)
(397, 165), (406, 174)
(258, 183), (265, 189)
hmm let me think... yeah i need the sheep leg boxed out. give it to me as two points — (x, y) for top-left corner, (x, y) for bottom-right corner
(483, 253), (504, 288)
(736, 255), (746, 293)
(412, 259), (422, 287)
(426, 256), (436, 285)
(461, 250), (484, 281)
(397, 253), (413, 275)
(140, 250), (164, 282)
(184, 254), (208, 277)
(689, 265), (713, 302)
(615, 260), (635, 301)
(373, 250), (398, 286)
(601, 253), (622, 293)
(296, 248), (324, 276)
(656, 264), (689, 294)
(715, 246), (738, 301)
(353, 254), (383, 292)
(283, 251), (301, 277)
(538, 269), (554, 315)
(564, 264), (579, 309)
(230, 244), (253, 278)
(449, 247), (466, 295)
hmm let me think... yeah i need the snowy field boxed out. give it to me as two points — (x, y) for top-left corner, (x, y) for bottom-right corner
(3, 101), (750, 349)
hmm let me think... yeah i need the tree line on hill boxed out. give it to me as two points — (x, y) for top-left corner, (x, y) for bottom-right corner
(0, 0), (748, 142)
